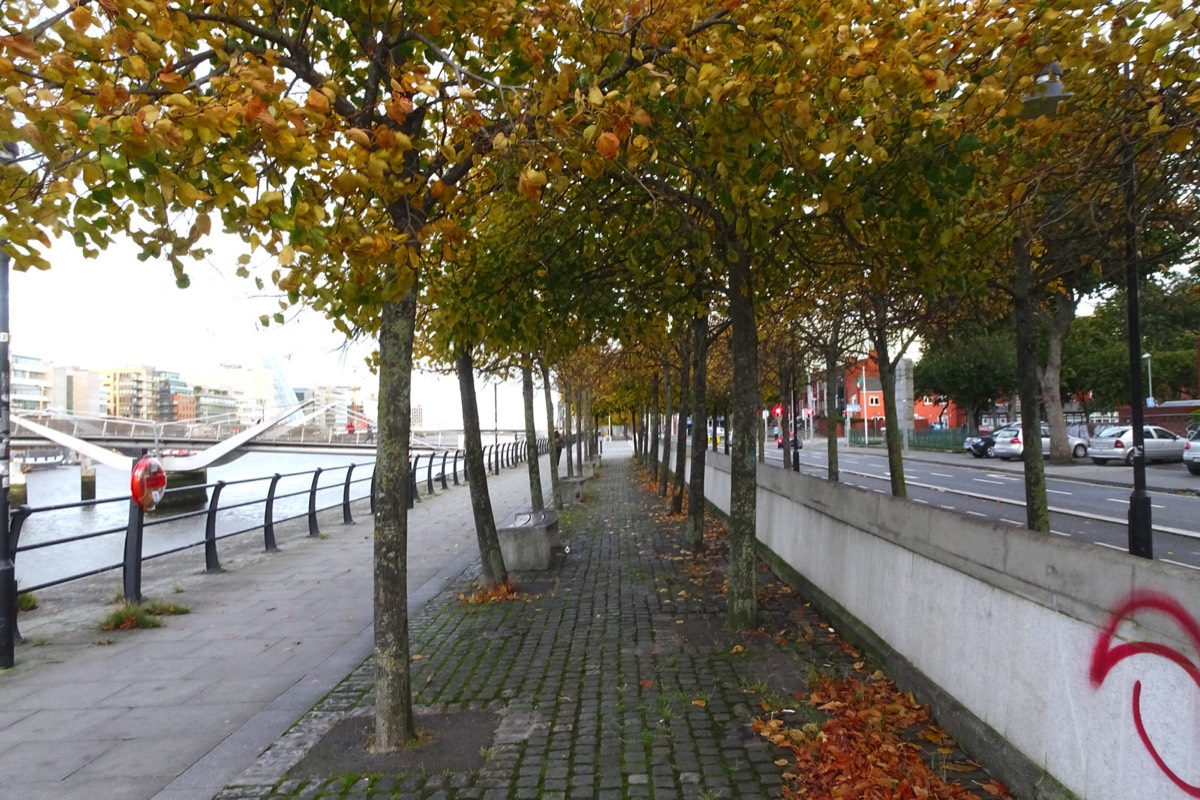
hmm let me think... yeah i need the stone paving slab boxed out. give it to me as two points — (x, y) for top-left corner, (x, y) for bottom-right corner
(0, 453), (554, 800)
(215, 449), (1013, 800)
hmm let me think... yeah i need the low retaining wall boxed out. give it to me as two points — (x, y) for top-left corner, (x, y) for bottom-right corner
(694, 451), (1199, 800)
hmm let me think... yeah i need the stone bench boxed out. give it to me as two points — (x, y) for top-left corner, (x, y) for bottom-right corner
(560, 475), (587, 503)
(497, 509), (561, 571)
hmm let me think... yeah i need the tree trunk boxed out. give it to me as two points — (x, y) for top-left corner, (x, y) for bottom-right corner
(869, 321), (906, 498)
(373, 291), (417, 750)
(780, 366), (792, 470)
(687, 314), (709, 549)
(631, 406), (641, 459)
(672, 337), (691, 514)
(456, 350), (508, 586)
(522, 361), (544, 511)
(575, 388), (585, 473)
(649, 374), (661, 473)
(659, 361), (673, 497)
(539, 359), (563, 509)
(1013, 232), (1051, 533)
(1040, 293), (1076, 463)
(563, 380), (575, 478)
(825, 351), (841, 483)
(723, 401), (731, 455)
(725, 231), (758, 629)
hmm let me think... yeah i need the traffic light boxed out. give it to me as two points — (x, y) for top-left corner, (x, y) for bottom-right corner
(773, 404), (783, 418)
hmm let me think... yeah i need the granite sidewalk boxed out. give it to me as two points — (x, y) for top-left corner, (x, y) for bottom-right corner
(213, 443), (1014, 800)
(0, 453), (553, 800)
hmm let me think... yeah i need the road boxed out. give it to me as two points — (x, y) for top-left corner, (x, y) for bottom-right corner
(760, 439), (1200, 571)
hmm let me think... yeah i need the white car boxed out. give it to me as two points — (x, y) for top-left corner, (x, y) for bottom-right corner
(1089, 425), (1186, 465)
(992, 425), (1089, 460)
(1185, 430), (1200, 476)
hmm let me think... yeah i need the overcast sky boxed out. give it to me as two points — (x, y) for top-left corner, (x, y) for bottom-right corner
(8, 236), (546, 430)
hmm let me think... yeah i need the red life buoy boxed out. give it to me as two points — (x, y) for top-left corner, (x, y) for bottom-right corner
(131, 455), (168, 510)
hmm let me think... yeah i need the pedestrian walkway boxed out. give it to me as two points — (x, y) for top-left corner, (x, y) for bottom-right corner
(212, 443), (1013, 800)
(0, 455), (551, 800)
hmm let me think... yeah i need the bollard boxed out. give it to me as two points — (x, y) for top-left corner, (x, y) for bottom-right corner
(452, 450), (461, 485)
(440, 451), (449, 490)
(123, 499), (145, 603)
(425, 453), (435, 495)
(308, 468), (323, 536)
(342, 464), (356, 525)
(205, 481), (225, 573)
(0, 535), (14, 668)
(80, 461), (96, 501)
(264, 474), (282, 552)
(407, 457), (417, 508)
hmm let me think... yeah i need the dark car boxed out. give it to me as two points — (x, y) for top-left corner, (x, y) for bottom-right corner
(775, 431), (803, 450)
(963, 428), (1008, 459)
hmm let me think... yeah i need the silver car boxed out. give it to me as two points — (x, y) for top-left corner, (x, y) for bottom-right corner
(1184, 429), (1200, 476)
(1089, 425), (1186, 465)
(992, 425), (1089, 460)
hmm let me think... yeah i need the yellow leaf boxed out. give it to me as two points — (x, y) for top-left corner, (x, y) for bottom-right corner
(279, 245), (295, 266)
(588, 85), (604, 106)
(70, 5), (93, 32)
(523, 167), (547, 187)
(691, 699), (707, 707)
(305, 88), (329, 114)
(730, 644), (745, 654)
(1166, 128), (1191, 153)
(347, 128), (372, 148)
(596, 131), (621, 159)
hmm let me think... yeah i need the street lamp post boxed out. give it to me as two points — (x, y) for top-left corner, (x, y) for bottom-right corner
(1, 141), (19, 668)
(1142, 352), (1154, 407)
(1125, 130), (1152, 559)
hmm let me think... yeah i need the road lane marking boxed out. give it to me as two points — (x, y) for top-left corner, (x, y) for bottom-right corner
(1096, 542), (1126, 551)
(1052, 530), (1071, 537)
(1161, 559), (1200, 572)
(930, 472), (953, 478)
(1107, 498), (1126, 505)
(967, 511), (986, 517)
(831, 466), (1200, 540)
(913, 498), (928, 504)
(974, 478), (1005, 485)
(1047, 489), (1070, 495)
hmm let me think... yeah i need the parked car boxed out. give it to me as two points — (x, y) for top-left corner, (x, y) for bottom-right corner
(1184, 429), (1200, 475)
(993, 425), (1089, 460)
(1089, 425), (1186, 465)
(963, 429), (1004, 458)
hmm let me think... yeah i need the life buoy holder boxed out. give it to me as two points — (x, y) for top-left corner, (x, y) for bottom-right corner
(131, 455), (167, 510)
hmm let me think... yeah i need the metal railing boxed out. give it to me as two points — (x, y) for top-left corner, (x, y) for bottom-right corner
(3, 437), (548, 661)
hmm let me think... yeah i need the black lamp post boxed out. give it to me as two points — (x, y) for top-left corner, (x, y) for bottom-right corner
(1, 140), (19, 668)
(1123, 129), (1153, 559)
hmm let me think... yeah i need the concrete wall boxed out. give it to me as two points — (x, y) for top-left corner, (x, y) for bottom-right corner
(694, 451), (1200, 800)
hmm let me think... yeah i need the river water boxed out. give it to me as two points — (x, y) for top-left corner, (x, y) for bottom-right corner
(14, 452), (377, 591)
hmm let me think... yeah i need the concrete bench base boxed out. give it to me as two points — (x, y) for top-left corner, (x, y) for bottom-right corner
(560, 475), (586, 503)
(497, 509), (561, 571)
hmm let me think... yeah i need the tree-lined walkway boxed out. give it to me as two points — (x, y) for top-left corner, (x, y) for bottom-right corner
(218, 445), (1012, 799)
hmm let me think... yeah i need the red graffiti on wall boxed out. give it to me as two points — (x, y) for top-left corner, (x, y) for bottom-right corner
(1090, 590), (1200, 797)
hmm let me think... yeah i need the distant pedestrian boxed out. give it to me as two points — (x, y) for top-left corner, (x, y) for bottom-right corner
(553, 430), (563, 463)
(347, 421), (356, 436)
(365, 423), (373, 442)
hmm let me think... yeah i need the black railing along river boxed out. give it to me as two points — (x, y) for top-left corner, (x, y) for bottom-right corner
(4, 439), (545, 640)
